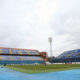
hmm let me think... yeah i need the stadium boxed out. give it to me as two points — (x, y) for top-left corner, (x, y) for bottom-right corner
(53, 49), (80, 63)
(0, 47), (47, 65)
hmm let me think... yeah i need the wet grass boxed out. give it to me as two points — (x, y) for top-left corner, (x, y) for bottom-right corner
(5, 64), (80, 74)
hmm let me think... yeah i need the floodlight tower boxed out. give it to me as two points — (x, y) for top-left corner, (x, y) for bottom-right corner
(48, 37), (53, 58)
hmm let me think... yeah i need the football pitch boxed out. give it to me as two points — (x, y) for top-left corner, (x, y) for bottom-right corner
(1, 67), (80, 80)
(5, 64), (80, 74)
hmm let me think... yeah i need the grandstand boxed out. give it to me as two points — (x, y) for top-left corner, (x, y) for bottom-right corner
(0, 47), (47, 65)
(53, 49), (80, 63)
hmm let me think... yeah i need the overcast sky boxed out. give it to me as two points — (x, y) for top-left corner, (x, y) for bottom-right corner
(0, 0), (80, 57)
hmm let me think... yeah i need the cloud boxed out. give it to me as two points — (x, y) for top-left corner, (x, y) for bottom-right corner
(0, 0), (80, 57)
(50, 0), (80, 56)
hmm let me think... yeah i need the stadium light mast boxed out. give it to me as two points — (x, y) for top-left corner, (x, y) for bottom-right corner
(48, 37), (53, 59)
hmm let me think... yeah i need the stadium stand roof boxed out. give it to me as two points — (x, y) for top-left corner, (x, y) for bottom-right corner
(56, 49), (80, 59)
(0, 47), (40, 55)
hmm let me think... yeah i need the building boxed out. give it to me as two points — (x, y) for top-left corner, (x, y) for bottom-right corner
(0, 47), (47, 65)
(53, 49), (80, 63)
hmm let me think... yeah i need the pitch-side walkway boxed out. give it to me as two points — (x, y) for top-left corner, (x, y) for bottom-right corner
(0, 67), (80, 80)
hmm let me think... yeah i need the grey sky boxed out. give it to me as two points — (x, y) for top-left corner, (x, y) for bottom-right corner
(0, 0), (80, 56)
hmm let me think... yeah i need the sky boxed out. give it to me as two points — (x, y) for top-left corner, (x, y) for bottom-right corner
(0, 0), (80, 57)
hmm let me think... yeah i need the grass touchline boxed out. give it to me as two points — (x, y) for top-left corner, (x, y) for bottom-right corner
(5, 64), (80, 74)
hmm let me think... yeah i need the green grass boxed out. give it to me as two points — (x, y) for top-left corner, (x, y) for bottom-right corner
(5, 64), (80, 74)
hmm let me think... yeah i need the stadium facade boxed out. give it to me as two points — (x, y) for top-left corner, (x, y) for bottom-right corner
(0, 47), (47, 65)
(53, 49), (80, 63)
